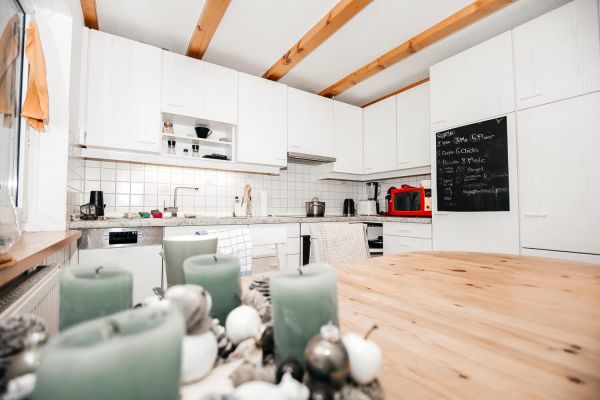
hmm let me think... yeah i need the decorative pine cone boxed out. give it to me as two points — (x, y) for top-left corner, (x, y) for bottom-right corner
(0, 314), (47, 358)
(248, 276), (271, 301)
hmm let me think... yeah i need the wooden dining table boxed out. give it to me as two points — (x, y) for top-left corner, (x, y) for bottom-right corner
(185, 252), (600, 399)
(328, 252), (600, 399)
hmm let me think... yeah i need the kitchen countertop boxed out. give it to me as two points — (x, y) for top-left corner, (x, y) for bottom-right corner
(69, 215), (431, 229)
(235, 252), (600, 399)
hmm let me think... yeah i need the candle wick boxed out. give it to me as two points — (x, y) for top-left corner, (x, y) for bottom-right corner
(94, 265), (104, 278)
(213, 255), (218, 262)
(364, 324), (378, 340)
(297, 267), (303, 276)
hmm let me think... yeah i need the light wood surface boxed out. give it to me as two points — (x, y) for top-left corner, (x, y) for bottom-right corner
(0, 231), (81, 286)
(319, 0), (513, 98)
(245, 252), (600, 399)
(80, 0), (99, 30)
(361, 77), (429, 108)
(186, 0), (231, 59)
(262, 0), (373, 81)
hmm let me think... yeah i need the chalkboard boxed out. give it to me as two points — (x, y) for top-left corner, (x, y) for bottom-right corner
(436, 117), (509, 212)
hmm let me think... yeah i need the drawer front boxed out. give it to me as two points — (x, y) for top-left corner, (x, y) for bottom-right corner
(286, 237), (300, 255)
(252, 256), (278, 274)
(164, 225), (244, 237)
(248, 225), (287, 246)
(383, 236), (432, 255)
(383, 222), (431, 239)
(253, 244), (278, 258)
(284, 223), (300, 238)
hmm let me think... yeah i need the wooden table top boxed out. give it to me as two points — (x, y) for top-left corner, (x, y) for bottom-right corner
(328, 252), (600, 399)
(0, 230), (81, 286)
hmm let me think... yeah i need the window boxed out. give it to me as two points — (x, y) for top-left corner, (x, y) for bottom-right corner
(0, 0), (25, 205)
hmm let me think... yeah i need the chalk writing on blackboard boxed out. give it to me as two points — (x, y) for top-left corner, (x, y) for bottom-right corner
(436, 117), (509, 212)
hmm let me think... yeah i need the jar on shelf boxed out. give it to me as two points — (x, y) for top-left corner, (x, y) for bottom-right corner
(163, 121), (174, 135)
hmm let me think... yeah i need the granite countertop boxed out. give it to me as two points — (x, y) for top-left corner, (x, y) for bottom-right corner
(69, 215), (432, 229)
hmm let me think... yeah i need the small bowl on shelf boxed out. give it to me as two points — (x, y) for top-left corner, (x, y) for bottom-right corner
(194, 127), (212, 139)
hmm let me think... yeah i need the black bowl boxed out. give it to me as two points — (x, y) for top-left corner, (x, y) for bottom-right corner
(194, 126), (212, 139)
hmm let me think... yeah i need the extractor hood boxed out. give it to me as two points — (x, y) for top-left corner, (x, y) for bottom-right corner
(287, 152), (336, 165)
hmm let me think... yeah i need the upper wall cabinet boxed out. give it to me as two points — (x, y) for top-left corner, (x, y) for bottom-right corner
(396, 82), (431, 169)
(85, 30), (161, 152)
(287, 88), (334, 158)
(332, 101), (363, 174)
(238, 73), (287, 167)
(363, 96), (396, 173)
(430, 31), (515, 131)
(513, 0), (600, 110)
(162, 51), (238, 125)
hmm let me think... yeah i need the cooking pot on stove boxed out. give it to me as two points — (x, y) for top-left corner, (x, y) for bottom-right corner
(305, 197), (325, 217)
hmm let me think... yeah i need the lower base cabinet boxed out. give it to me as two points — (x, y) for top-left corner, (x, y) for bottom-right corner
(383, 222), (432, 255)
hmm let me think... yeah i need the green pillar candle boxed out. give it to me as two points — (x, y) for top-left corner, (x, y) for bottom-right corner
(183, 254), (241, 324)
(163, 235), (218, 286)
(271, 264), (339, 364)
(32, 303), (184, 400)
(60, 264), (133, 331)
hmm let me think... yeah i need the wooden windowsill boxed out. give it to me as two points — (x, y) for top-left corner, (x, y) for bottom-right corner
(0, 230), (81, 286)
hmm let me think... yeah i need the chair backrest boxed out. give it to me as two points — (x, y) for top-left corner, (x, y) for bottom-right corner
(309, 223), (370, 264)
(162, 235), (218, 287)
(197, 228), (253, 275)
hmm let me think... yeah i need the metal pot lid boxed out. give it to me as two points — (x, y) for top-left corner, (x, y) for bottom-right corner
(309, 197), (324, 205)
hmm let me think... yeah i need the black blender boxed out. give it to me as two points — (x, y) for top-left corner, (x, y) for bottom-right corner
(365, 182), (380, 214)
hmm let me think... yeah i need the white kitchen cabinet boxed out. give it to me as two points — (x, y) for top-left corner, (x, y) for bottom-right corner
(238, 73), (287, 167)
(517, 91), (600, 255)
(287, 87), (334, 158)
(513, 0), (600, 110)
(430, 31), (515, 131)
(79, 245), (163, 305)
(396, 82), (431, 169)
(85, 30), (161, 152)
(383, 236), (432, 255)
(162, 51), (238, 125)
(363, 96), (396, 173)
(332, 101), (363, 174)
(431, 114), (520, 254)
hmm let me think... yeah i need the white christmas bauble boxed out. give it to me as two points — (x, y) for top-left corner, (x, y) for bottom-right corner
(225, 305), (261, 344)
(180, 331), (218, 383)
(341, 332), (382, 385)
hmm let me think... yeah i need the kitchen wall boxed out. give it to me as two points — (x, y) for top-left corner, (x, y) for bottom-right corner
(82, 160), (431, 216)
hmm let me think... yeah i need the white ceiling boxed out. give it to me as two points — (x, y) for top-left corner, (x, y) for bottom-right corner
(94, 0), (571, 106)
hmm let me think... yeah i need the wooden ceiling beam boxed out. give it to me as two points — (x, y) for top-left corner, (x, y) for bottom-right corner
(186, 0), (231, 59)
(263, 0), (373, 81)
(80, 0), (99, 30)
(361, 77), (430, 108)
(319, 0), (513, 98)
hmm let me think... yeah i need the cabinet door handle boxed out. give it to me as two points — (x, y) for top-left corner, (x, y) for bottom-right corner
(167, 103), (183, 108)
(524, 212), (548, 218)
(275, 157), (286, 161)
(397, 242), (412, 247)
(434, 212), (449, 216)
(520, 93), (543, 101)
(432, 119), (446, 125)
(289, 145), (301, 149)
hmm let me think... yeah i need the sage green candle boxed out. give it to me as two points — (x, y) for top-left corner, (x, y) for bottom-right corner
(32, 303), (184, 400)
(60, 264), (133, 331)
(271, 264), (339, 364)
(163, 235), (218, 286)
(183, 254), (241, 324)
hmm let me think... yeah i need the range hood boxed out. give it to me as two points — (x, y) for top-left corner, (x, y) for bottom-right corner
(287, 152), (336, 165)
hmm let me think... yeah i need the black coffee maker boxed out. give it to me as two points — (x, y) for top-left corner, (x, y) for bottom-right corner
(343, 199), (355, 216)
(89, 191), (106, 217)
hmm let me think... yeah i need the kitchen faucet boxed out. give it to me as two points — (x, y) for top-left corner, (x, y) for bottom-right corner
(165, 186), (199, 217)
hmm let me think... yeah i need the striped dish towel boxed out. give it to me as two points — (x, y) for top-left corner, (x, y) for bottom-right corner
(196, 228), (253, 276)
(309, 223), (370, 264)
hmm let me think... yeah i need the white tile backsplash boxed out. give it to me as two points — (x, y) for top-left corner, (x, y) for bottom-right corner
(80, 160), (431, 216)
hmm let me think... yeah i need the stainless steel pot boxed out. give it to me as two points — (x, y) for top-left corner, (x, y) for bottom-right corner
(306, 197), (325, 217)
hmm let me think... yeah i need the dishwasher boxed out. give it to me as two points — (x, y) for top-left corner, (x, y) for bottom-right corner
(78, 227), (163, 304)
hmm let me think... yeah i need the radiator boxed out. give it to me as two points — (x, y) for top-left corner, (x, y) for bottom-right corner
(0, 265), (62, 335)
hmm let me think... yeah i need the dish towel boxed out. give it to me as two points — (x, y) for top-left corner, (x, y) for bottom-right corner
(196, 228), (253, 276)
(0, 15), (20, 127)
(309, 223), (370, 264)
(21, 20), (48, 132)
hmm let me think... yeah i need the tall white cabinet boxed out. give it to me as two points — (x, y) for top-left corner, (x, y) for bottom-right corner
(287, 88), (334, 158)
(513, 0), (600, 110)
(363, 96), (396, 173)
(237, 73), (287, 167)
(85, 30), (161, 152)
(332, 101), (363, 174)
(429, 32), (519, 254)
(518, 91), (600, 255)
(396, 82), (431, 169)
